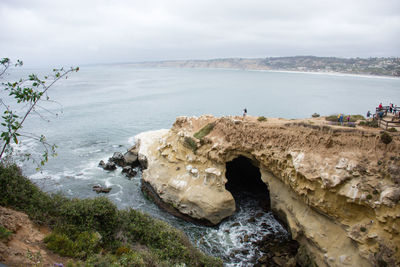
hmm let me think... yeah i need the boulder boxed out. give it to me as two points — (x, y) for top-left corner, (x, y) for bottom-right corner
(98, 160), (106, 168)
(109, 152), (125, 166)
(92, 185), (112, 194)
(104, 161), (116, 171)
(99, 159), (117, 171)
(122, 166), (137, 178)
(124, 151), (139, 166)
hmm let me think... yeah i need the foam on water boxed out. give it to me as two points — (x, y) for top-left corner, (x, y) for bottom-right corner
(194, 194), (288, 266)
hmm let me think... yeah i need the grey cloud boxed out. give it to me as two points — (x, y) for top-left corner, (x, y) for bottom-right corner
(0, 0), (399, 66)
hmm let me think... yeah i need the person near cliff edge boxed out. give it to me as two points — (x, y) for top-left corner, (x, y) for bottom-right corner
(366, 110), (371, 120)
(243, 108), (247, 118)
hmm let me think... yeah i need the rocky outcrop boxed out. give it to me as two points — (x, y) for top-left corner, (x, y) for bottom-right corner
(131, 115), (400, 267)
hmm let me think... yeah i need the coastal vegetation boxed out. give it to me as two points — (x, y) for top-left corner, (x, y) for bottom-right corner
(0, 163), (222, 266)
(325, 114), (365, 122)
(193, 122), (215, 139)
(257, 116), (267, 121)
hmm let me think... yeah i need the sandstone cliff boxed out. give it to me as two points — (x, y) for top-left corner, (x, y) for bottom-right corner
(131, 115), (400, 267)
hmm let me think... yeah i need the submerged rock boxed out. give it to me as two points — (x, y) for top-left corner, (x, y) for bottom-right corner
(122, 166), (137, 178)
(109, 152), (125, 166)
(98, 160), (117, 171)
(92, 185), (112, 194)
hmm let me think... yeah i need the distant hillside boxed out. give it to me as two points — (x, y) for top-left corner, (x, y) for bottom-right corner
(128, 56), (400, 77)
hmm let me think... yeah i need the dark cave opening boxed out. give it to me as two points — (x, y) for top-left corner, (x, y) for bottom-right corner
(225, 156), (270, 210)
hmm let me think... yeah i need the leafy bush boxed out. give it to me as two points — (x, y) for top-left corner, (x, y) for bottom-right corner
(325, 114), (365, 122)
(0, 164), (60, 225)
(359, 120), (379, 128)
(116, 246), (131, 255)
(311, 113), (320, 118)
(380, 132), (392, 145)
(350, 115), (365, 121)
(44, 231), (101, 258)
(184, 136), (198, 152)
(58, 197), (118, 241)
(325, 115), (339, 122)
(257, 116), (267, 121)
(0, 225), (12, 240)
(119, 209), (222, 266)
(388, 127), (398, 132)
(194, 122), (215, 139)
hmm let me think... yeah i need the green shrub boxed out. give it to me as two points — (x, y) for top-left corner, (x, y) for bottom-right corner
(116, 246), (131, 256)
(388, 127), (398, 132)
(0, 164), (62, 225)
(325, 114), (365, 122)
(44, 231), (101, 259)
(360, 226), (367, 232)
(350, 115), (365, 121)
(380, 132), (392, 145)
(311, 113), (320, 118)
(257, 116), (267, 121)
(184, 136), (197, 152)
(119, 209), (222, 266)
(44, 233), (76, 257)
(58, 197), (118, 241)
(359, 120), (379, 128)
(0, 225), (12, 240)
(366, 194), (373, 200)
(193, 122), (215, 140)
(325, 115), (339, 122)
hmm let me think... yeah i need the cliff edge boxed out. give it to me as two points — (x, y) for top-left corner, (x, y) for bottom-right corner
(131, 115), (400, 267)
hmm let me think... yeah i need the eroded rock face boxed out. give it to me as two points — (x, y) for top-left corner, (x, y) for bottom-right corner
(133, 115), (400, 267)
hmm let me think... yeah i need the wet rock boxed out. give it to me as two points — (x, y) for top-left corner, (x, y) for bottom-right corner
(98, 160), (116, 171)
(110, 152), (125, 166)
(231, 222), (240, 227)
(138, 154), (148, 169)
(104, 161), (116, 171)
(92, 185), (112, 194)
(272, 256), (286, 266)
(248, 216), (256, 223)
(122, 166), (137, 178)
(124, 151), (139, 166)
(255, 212), (264, 218)
(243, 235), (249, 242)
(286, 257), (297, 267)
(98, 160), (106, 168)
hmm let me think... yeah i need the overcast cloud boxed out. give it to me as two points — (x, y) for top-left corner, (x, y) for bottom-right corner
(1, 0), (399, 66)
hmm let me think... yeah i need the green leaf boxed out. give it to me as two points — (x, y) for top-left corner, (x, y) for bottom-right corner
(13, 135), (18, 144)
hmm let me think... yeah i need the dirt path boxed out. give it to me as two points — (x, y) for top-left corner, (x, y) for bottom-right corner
(0, 206), (70, 266)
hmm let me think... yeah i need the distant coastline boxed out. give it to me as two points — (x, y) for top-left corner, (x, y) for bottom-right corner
(126, 56), (400, 78)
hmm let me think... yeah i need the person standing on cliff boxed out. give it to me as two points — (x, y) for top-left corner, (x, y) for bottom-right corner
(367, 110), (371, 120)
(243, 108), (247, 118)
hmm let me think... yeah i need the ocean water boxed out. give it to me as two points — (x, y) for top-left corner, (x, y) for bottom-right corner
(2, 65), (400, 265)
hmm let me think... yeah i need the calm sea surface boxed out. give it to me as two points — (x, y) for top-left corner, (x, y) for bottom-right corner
(2, 65), (400, 265)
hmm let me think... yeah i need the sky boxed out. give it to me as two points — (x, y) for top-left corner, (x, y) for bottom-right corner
(0, 0), (399, 67)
